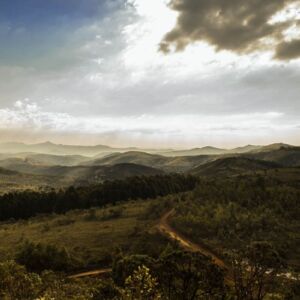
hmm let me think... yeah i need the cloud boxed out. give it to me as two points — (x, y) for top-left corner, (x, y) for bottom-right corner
(160, 0), (300, 59)
(0, 0), (300, 147)
(0, 99), (298, 147)
(275, 38), (300, 59)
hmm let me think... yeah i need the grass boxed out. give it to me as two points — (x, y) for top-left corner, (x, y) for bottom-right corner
(0, 173), (57, 194)
(0, 200), (158, 266)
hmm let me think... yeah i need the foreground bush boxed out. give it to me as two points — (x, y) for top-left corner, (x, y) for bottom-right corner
(0, 260), (41, 300)
(16, 241), (82, 272)
(0, 261), (94, 300)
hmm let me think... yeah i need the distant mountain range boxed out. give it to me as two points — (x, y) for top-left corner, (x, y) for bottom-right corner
(160, 144), (284, 156)
(0, 141), (296, 157)
(0, 142), (116, 156)
(0, 141), (169, 156)
(0, 142), (299, 193)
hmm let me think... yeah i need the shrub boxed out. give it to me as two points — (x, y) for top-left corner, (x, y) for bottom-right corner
(0, 260), (41, 300)
(16, 241), (82, 272)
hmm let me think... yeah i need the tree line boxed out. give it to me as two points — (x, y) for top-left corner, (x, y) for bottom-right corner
(0, 174), (198, 221)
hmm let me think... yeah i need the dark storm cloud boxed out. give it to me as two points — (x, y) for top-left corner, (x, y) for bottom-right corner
(160, 0), (300, 59)
(275, 38), (300, 59)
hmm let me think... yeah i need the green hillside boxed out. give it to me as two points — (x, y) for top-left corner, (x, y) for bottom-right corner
(190, 157), (281, 177)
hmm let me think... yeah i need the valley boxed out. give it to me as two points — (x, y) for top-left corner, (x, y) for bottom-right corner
(0, 142), (299, 194)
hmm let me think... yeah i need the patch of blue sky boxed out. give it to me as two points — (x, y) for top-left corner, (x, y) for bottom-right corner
(0, 0), (126, 66)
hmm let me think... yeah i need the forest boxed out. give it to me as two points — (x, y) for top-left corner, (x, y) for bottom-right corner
(171, 173), (300, 271)
(0, 174), (197, 221)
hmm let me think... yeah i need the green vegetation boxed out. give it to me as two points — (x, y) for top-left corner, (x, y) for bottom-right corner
(113, 249), (226, 299)
(229, 242), (286, 300)
(190, 157), (280, 177)
(16, 241), (82, 272)
(0, 174), (197, 220)
(171, 170), (300, 270)
(0, 198), (174, 265)
(1, 244), (297, 299)
(0, 167), (60, 195)
(0, 260), (95, 300)
(0, 144), (300, 299)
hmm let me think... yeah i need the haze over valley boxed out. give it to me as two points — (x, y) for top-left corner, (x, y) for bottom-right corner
(0, 141), (299, 193)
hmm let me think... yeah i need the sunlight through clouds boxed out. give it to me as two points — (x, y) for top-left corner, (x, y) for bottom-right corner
(0, 0), (299, 146)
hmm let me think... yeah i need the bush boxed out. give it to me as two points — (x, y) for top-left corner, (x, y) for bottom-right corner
(0, 260), (41, 300)
(101, 207), (123, 220)
(0, 261), (95, 300)
(16, 241), (82, 272)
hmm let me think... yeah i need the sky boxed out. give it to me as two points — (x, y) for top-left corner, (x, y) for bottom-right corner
(0, 0), (300, 148)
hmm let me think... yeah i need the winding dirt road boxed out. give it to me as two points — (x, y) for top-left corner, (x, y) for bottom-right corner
(69, 208), (229, 279)
(157, 209), (227, 270)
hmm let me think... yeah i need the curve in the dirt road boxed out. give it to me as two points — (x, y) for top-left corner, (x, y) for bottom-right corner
(69, 208), (231, 280)
(157, 209), (228, 270)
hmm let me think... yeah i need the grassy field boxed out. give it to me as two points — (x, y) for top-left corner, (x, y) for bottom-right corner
(0, 200), (162, 266)
(0, 172), (61, 194)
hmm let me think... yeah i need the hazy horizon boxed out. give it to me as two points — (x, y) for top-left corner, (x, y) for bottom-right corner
(1, 0), (300, 148)
(0, 139), (299, 151)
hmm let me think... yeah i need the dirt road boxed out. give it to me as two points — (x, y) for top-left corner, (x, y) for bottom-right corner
(157, 209), (227, 270)
(69, 268), (112, 279)
(70, 208), (229, 279)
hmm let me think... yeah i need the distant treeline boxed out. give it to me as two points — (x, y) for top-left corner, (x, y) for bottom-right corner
(0, 174), (197, 221)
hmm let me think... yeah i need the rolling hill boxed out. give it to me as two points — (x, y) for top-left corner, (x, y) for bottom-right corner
(84, 151), (167, 166)
(246, 145), (300, 167)
(0, 142), (171, 157)
(161, 146), (227, 156)
(0, 143), (299, 180)
(0, 167), (19, 176)
(251, 143), (293, 152)
(0, 166), (60, 194)
(0, 142), (113, 156)
(190, 157), (281, 177)
(0, 158), (164, 191)
(23, 153), (90, 166)
(160, 145), (262, 156)
(83, 151), (215, 172)
(227, 144), (261, 153)
(33, 163), (164, 185)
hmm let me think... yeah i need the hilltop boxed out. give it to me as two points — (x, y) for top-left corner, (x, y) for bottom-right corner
(190, 157), (281, 177)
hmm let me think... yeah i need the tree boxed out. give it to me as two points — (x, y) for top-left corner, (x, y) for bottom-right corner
(230, 242), (285, 300)
(119, 265), (162, 300)
(112, 254), (156, 286)
(16, 241), (82, 272)
(157, 250), (226, 300)
(38, 271), (94, 300)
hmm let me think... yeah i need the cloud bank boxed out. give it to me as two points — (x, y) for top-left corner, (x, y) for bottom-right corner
(0, 99), (298, 148)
